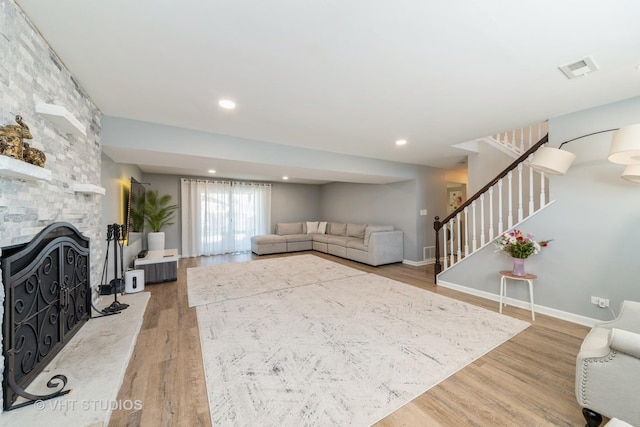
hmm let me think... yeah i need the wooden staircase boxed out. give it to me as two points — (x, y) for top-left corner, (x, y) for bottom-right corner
(434, 123), (550, 282)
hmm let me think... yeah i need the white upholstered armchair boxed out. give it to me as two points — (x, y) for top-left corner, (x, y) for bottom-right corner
(576, 300), (640, 427)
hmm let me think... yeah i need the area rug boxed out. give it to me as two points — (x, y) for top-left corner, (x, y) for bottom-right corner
(187, 254), (366, 307)
(194, 257), (530, 426)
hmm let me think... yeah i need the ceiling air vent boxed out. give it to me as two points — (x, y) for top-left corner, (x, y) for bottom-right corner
(559, 56), (598, 79)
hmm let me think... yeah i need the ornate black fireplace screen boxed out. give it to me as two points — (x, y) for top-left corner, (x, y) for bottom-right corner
(2, 222), (91, 410)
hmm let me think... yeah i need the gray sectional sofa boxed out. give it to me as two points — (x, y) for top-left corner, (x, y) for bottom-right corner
(250, 221), (404, 266)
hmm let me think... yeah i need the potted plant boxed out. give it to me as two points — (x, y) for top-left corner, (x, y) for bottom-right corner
(143, 190), (178, 251)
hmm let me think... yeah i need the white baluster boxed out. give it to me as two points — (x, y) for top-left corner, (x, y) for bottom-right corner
(488, 186), (494, 240)
(464, 206), (469, 256)
(471, 200), (477, 252)
(518, 128), (523, 153)
(456, 212), (462, 260)
(528, 125), (533, 151)
(449, 219), (455, 266)
(480, 193), (486, 246)
(528, 155), (535, 215)
(538, 122), (542, 142)
(517, 163), (523, 222)
(498, 179), (504, 234)
(507, 171), (513, 228)
(540, 170), (546, 207)
(442, 224), (448, 270)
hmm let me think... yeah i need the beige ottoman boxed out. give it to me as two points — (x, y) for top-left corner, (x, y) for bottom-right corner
(251, 235), (287, 255)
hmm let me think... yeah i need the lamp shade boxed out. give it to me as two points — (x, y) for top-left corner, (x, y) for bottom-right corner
(621, 164), (640, 183)
(529, 147), (577, 175)
(608, 124), (640, 164)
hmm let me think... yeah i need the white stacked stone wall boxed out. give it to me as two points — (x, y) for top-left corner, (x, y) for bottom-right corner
(0, 0), (103, 411)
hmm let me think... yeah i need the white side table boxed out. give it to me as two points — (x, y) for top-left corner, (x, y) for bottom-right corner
(134, 249), (179, 284)
(499, 270), (537, 320)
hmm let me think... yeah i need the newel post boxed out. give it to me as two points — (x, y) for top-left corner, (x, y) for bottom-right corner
(433, 216), (441, 283)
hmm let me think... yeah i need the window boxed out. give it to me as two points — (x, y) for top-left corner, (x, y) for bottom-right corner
(181, 179), (271, 257)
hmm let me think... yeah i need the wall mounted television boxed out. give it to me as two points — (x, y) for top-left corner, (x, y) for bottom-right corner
(125, 177), (145, 245)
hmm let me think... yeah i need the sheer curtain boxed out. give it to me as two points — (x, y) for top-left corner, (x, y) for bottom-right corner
(181, 179), (271, 257)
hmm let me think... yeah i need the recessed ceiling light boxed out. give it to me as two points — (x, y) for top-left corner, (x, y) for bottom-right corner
(395, 139), (407, 146)
(208, 169), (216, 174)
(282, 176), (289, 180)
(218, 99), (236, 109)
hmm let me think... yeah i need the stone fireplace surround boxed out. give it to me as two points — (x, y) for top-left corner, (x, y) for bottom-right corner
(1, 0), (104, 416)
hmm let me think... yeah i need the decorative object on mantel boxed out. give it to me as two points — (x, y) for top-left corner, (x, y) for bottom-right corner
(144, 190), (178, 251)
(0, 115), (46, 168)
(22, 142), (46, 167)
(0, 115), (31, 160)
(495, 229), (552, 276)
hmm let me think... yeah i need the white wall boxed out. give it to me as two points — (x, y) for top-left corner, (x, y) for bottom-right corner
(439, 96), (640, 322)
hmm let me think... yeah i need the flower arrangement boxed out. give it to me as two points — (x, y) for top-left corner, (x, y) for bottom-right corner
(495, 229), (551, 259)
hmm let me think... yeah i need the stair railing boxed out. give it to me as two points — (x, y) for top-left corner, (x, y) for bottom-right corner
(433, 133), (549, 282)
(488, 122), (548, 155)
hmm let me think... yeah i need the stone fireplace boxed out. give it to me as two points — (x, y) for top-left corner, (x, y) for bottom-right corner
(2, 222), (92, 410)
(0, 0), (104, 414)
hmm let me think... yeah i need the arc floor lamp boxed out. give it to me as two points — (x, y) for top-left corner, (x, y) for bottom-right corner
(529, 123), (640, 183)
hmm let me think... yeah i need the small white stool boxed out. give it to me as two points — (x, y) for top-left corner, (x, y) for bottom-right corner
(499, 270), (537, 320)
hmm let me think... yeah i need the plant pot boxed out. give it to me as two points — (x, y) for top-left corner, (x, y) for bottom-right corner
(512, 257), (526, 276)
(147, 232), (165, 251)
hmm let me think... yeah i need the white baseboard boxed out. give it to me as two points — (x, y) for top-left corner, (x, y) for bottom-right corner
(403, 258), (435, 267)
(436, 279), (601, 327)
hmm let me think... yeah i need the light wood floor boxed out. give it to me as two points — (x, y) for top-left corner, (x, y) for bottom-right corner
(109, 251), (592, 426)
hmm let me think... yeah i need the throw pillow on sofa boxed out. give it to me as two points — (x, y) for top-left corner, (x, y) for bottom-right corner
(347, 223), (367, 239)
(318, 221), (327, 234)
(277, 222), (303, 235)
(327, 222), (347, 236)
(306, 221), (319, 234)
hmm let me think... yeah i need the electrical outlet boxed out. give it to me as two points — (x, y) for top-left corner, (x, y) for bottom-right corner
(591, 296), (609, 308)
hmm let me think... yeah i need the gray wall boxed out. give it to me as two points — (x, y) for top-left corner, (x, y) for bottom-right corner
(439, 96), (640, 323)
(418, 166), (451, 260)
(319, 180), (418, 260)
(100, 154), (144, 278)
(134, 170), (447, 263)
(271, 183), (321, 231)
(0, 0), (103, 410)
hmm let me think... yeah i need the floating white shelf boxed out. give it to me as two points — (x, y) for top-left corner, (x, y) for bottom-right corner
(73, 184), (106, 195)
(36, 102), (87, 137)
(0, 155), (52, 181)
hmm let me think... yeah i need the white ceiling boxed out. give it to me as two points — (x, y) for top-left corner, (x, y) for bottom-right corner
(15, 0), (640, 183)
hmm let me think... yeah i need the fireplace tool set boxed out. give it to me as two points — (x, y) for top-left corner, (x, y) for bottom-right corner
(96, 223), (130, 315)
